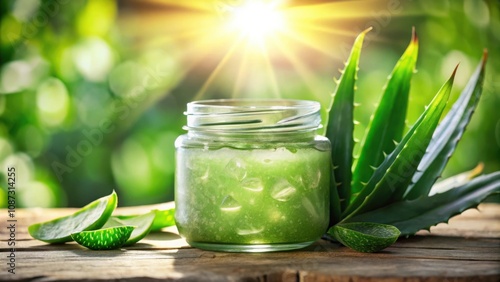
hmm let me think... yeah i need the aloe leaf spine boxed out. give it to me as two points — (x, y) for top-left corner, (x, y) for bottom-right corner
(342, 67), (457, 220)
(405, 50), (488, 200)
(326, 27), (371, 212)
(352, 28), (418, 197)
(345, 171), (500, 236)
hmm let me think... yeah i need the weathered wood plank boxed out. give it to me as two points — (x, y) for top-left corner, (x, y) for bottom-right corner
(5, 236), (499, 261)
(1, 204), (499, 281)
(5, 248), (500, 281)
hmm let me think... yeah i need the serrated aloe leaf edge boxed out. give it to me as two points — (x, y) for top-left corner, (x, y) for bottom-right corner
(325, 28), (493, 252)
(351, 28), (418, 197)
(345, 172), (500, 236)
(404, 50), (488, 200)
(325, 27), (371, 212)
(342, 66), (457, 220)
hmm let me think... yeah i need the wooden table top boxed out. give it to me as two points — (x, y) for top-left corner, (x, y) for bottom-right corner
(1, 203), (499, 281)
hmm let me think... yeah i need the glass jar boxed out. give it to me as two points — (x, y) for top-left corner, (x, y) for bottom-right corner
(175, 99), (331, 252)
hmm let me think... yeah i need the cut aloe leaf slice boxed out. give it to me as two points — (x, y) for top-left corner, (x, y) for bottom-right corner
(105, 211), (156, 246)
(71, 226), (135, 250)
(151, 208), (175, 231)
(102, 216), (125, 228)
(115, 208), (175, 232)
(328, 222), (400, 253)
(28, 191), (118, 243)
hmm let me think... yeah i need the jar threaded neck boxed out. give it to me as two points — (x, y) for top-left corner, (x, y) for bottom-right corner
(184, 99), (322, 135)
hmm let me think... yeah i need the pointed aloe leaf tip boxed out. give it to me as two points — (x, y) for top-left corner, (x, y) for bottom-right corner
(343, 65), (456, 220)
(482, 48), (488, 66)
(405, 52), (486, 200)
(351, 28), (419, 197)
(326, 27), (371, 213)
(411, 26), (418, 45)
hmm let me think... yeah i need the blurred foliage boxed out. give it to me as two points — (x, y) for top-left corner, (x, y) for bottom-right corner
(0, 0), (498, 208)
(0, 0), (184, 207)
(354, 0), (500, 180)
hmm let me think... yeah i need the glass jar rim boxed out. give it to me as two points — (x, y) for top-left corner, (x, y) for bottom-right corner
(187, 99), (319, 112)
(184, 99), (321, 133)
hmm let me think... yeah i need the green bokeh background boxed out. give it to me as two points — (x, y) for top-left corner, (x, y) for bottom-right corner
(0, 0), (498, 207)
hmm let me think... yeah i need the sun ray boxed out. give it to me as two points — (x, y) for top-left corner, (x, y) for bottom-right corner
(193, 36), (245, 100)
(121, 0), (394, 102)
(279, 28), (343, 59)
(259, 43), (282, 98)
(286, 0), (385, 20)
(271, 37), (325, 102)
(139, 0), (215, 12)
(292, 21), (359, 38)
(232, 43), (251, 99)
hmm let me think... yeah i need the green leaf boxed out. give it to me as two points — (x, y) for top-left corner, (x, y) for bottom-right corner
(329, 168), (341, 227)
(342, 67), (457, 220)
(352, 28), (418, 196)
(105, 211), (156, 246)
(428, 163), (483, 196)
(404, 51), (488, 199)
(328, 222), (400, 253)
(151, 208), (176, 231)
(115, 208), (176, 232)
(326, 27), (371, 211)
(71, 226), (135, 250)
(345, 171), (500, 236)
(28, 191), (117, 243)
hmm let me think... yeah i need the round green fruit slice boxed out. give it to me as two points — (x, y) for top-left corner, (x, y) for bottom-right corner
(28, 191), (118, 243)
(329, 222), (400, 253)
(104, 211), (156, 246)
(71, 226), (135, 250)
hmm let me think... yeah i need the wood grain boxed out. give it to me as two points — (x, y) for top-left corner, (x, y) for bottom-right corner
(1, 204), (499, 281)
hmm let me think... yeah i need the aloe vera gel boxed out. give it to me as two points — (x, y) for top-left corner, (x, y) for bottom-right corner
(175, 99), (331, 252)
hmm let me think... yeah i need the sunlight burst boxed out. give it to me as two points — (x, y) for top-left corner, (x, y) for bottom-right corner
(226, 1), (287, 47)
(129, 0), (386, 100)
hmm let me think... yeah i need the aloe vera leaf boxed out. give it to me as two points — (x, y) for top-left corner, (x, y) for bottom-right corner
(429, 163), (483, 196)
(345, 171), (500, 236)
(71, 226), (135, 250)
(342, 67), (457, 220)
(326, 27), (371, 211)
(28, 191), (117, 243)
(329, 167), (341, 227)
(404, 51), (488, 200)
(352, 29), (418, 196)
(151, 208), (176, 231)
(328, 222), (400, 253)
(105, 211), (156, 246)
(115, 208), (176, 231)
